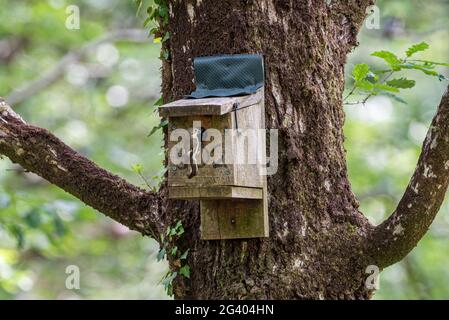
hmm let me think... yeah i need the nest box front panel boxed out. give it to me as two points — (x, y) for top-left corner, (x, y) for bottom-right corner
(167, 114), (234, 188)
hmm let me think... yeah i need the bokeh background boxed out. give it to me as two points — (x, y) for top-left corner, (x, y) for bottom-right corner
(0, 0), (448, 299)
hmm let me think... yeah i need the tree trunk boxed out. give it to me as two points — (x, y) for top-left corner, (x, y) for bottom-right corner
(2, 0), (449, 300)
(162, 0), (375, 299)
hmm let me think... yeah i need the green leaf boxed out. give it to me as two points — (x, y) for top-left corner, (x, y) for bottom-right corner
(153, 97), (164, 107)
(9, 225), (25, 249)
(24, 209), (41, 228)
(53, 215), (67, 237)
(409, 65), (441, 77)
(148, 119), (168, 137)
(355, 80), (374, 92)
(157, 247), (166, 261)
(406, 42), (429, 57)
(371, 51), (401, 67)
(386, 78), (416, 89)
(162, 271), (177, 287)
(176, 225), (184, 236)
(162, 32), (170, 43)
(171, 246), (178, 256)
(132, 163), (143, 174)
(373, 69), (392, 75)
(352, 64), (370, 82)
(373, 83), (400, 93)
(180, 249), (189, 260)
(161, 49), (170, 61)
(179, 265), (191, 278)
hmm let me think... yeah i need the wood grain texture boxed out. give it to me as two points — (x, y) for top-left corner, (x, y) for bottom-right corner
(159, 89), (263, 117)
(169, 186), (263, 199)
(200, 199), (268, 240)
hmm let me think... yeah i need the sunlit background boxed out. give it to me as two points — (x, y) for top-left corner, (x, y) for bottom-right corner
(0, 0), (448, 299)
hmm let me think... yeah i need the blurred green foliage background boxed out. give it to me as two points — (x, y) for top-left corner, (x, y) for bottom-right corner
(0, 0), (448, 299)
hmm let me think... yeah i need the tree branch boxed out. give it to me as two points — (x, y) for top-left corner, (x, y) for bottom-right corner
(369, 86), (449, 268)
(6, 29), (148, 106)
(0, 97), (165, 238)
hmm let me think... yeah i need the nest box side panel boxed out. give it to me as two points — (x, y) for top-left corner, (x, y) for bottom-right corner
(230, 100), (266, 188)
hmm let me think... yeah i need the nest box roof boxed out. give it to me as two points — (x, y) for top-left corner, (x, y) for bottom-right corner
(158, 89), (263, 117)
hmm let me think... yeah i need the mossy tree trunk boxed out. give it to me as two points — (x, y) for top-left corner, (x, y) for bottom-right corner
(162, 0), (376, 299)
(3, 0), (449, 300)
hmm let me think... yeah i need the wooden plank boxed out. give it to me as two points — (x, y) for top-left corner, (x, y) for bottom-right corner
(169, 186), (263, 200)
(200, 198), (268, 240)
(231, 99), (265, 188)
(159, 89), (263, 117)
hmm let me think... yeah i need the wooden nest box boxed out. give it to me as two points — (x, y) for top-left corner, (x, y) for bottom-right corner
(159, 89), (268, 240)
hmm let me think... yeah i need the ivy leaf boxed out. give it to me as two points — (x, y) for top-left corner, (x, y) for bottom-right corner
(148, 119), (168, 137)
(162, 32), (170, 43)
(162, 271), (177, 287)
(352, 64), (370, 82)
(161, 49), (170, 61)
(169, 227), (177, 237)
(153, 97), (164, 107)
(157, 247), (166, 262)
(371, 51), (401, 68)
(179, 265), (191, 279)
(386, 78), (416, 89)
(406, 42), (429, 57)
(180, 249), (190, 260)
(176, 226), (184, 237)
(171, 246), (178, 256)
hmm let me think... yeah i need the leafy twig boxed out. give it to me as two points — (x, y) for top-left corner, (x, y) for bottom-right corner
(344, 42), (448, 106)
